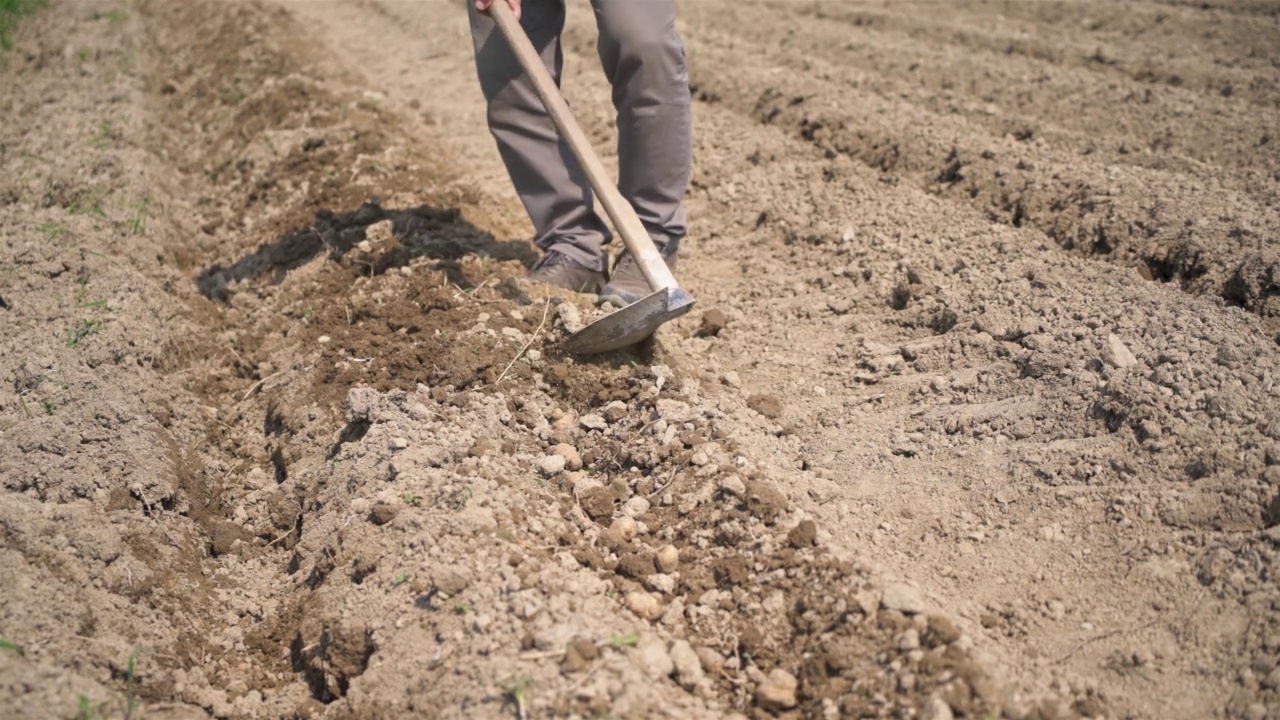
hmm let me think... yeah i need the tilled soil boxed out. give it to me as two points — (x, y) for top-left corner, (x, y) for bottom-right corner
(1, 1), (1277, 720)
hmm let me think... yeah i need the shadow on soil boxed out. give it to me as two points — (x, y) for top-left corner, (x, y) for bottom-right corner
(195, 200), (538, 301)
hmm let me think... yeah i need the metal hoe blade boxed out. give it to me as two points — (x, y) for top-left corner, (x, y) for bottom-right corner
(564, 288), (696, 355)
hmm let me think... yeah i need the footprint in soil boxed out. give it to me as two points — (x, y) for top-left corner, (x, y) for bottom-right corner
(195, 199), (537, 301)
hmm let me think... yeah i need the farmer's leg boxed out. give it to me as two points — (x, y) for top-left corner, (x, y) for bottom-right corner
(592, 0), (692, 252)
(468, 0), (609, 271)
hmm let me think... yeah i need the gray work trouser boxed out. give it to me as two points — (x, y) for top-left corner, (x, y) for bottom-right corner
(468, 0), (692, 272)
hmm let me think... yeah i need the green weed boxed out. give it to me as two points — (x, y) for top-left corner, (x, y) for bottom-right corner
(81, 299), (117, 312)
(607, 632), (639, 648)
(454, 603), (472, 615)
(40, 399), (54, 415)
(129, 198), (149, 235)
(447, 485), (473, 510)
(74, 646), (145, 720)
(393, 573), (410, 586)
(66, 319), (104, 347)
(77, 695), (112, 720)
(89, 8), (126, 23)
(89, 120), (114, 148)
(501, 675), (532, 720)
(76, 46), (89, 62)
(38, 222), (65, 240)
(0, 637), (24, 656)
(403, 492), (420, 507)
(0, 0), (46, 50)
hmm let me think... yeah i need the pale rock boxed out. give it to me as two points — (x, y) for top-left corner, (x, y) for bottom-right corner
(609, 516), (638, 543)
(365, 220), (393, 245)
(898, 628), (921, 651)
(626, 591), (663, 620)
(317, 335), (331, 344)
(655, 544), (680, 573)
(881, 583), (925, 614)
(921, 696), (954, 720)
(621, 496), (651, 518)
(756, 668), (798, 711)
(695, 646), (725, 675)
(550, 443), (583, 471)
(669, 639), (705, 689)
(720, 371), (742, 388)
(573, 475), (604, 496)
(720, 474), (747, 496)
(655, 398), (693, 422)
(536, 454), (566, 477)
(644, 573), (675, 594)
(579, 414), (607, 431)
(555, 303), (582, 333)
(633, 634), (674, 680)
(1102, 333), (1139, 368)
(390, 437), (409, 450)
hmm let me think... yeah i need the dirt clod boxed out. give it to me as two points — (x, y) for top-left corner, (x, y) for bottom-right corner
(756, 668), (799, 711)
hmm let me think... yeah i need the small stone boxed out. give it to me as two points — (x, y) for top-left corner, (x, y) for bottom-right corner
(695, 646), (725, 675)
(549, 443), (582, 471)
(626, 591), (663, 620)
(536, 454), (567, 477)
(633, 634), (674, 680)
(609, 516), (638, 543)
(1101, 333), (1138, 368)
(747, 393), (784, 419)
(720, 371), (742, 388)
(697, 309), (729, 337)
(579, 487), (615, 521)
(390, 437), (409, 450)
(787, 520), (817, 548)
(827, 298), (853, 315)
(644, 573), (675, 594)
(655, 544), (680, 573)
(720, 474), (747, 496)
(555, 303), (582, 333)
(356, 240), (373, 253)
(621, 496), (651, 518)
(669, 639), (704, 689)
(756, 668), (798, 711)
(881, 583), (925, 614)
(920, 695), (954, 720)
(317, 335), (331, 344)
(579, 414), (607, 431)
(468, 437), (496, 457)
(365, 220), (393, 245)
(368, 503), (398, 526)
(898, 628), (920, 651)
(690, 451), (710, 466)
(655, 398), (693, 422)
(432, 567), (470, 596)
(602, 401), (629, 423)
(926, 615), (962, 645)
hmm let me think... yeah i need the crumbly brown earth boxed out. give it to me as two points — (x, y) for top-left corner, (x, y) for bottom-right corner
(1, 1), (1277, 720)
